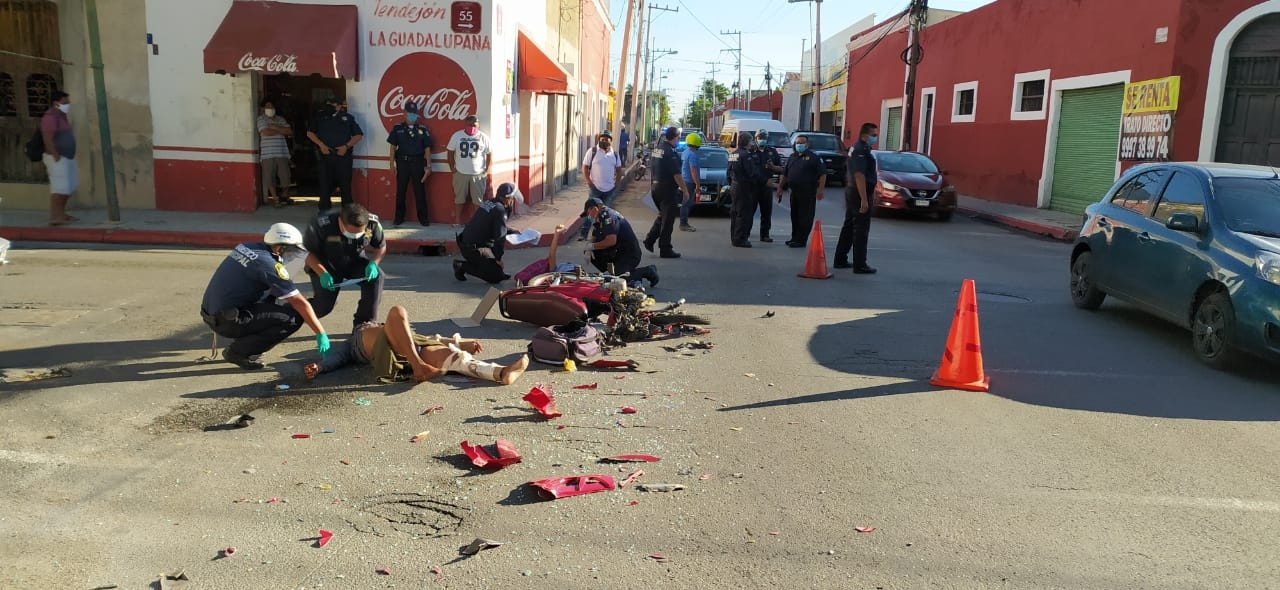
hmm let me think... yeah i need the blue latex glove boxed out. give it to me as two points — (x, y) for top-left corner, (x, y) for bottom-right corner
(364, 261), (380, 281)
(319, 271), (336, 291)
(316, 333), (331, 357)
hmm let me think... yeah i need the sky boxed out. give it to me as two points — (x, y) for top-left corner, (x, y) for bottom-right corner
(606, 0), (997, 120)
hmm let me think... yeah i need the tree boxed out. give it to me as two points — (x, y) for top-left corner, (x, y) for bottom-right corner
(683, 79), (731, 130)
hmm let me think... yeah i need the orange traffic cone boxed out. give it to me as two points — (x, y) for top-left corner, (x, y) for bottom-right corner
(929, 279), (990, 392)
(798, 220), (833, 279)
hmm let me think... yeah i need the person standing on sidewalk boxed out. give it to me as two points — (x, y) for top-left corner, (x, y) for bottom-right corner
(776, 135), (826, 248)
(257, 98), (294, 208)
(40, 91), (77, 226)
(387, 101), (434, 227)
(729, 132), (770, 248)
(643, 127), (691, 259)
(303, 203), (387, 328)
(678, 133), (702, 232)
(578, 130), (623, 241)
(833, 122), (878, 274)
(447, 114), (493, 227)
(619, 124), (631, 166)
(755, 129), (784, 242)
(306, 97), (363, 212)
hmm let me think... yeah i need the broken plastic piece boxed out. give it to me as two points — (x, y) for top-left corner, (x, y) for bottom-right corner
(699, 473), (712, 480)
(460, 439), (523, 468)
(522, 385), (562, 418)
(619, 406), (638, 414)
(411, 431), (430, 443)
(854, 527), (876, 533)
(629, 500), (640, 506)
(572, 383), (599, 390)
(376, 567), (392, 575)
(221, 547), (236, 558)
(459, 538), (504, 555)
(586, 359), (640, 370)
(421, 405), (445, 415)
(267, 497), (279, 504)
(322, 429), (336, 433)
(275, 384), (290, 391)
(619, 469), (644, 487)
(291, 433), (310, 439)
(317, 529), (334, 548)
(649, 553), (669, 562)
(635, 483), (684, 493)
(528, 475), (617, 499)
(353, 397), (372, 406)
(601, 454), (661, 463)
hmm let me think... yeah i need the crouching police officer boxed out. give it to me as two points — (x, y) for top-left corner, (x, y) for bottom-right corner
(729, 131), (770, 247)
(303, 203), (387, 328)
(583, 197), (659, 288)
(200, 223), (331, 370)
(454, 182), (521, 284)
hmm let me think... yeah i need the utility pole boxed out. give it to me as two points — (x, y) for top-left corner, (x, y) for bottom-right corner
(764, 62), (774, 115)
(85, 0), (121, 222)
(612, 0), (636, 146)
(625, 0), (644, 149)
(788, 0), (821, 130)
(902, 0), (928, 151)
(640, 4), (677, 141)
(719, 29), (742, 110)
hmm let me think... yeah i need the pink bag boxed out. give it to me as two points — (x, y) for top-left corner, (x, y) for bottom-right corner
(514, 259), (550, 285)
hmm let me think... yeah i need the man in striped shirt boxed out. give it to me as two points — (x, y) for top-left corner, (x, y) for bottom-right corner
(257, 98), (294, 207)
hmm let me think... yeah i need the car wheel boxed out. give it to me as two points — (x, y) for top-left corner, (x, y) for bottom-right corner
(1069, 251), (1106, 310)
(1192, 291), (1237, 370)
(936, 211), (953, 222)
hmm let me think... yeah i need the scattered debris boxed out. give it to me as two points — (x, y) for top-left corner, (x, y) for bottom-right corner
(0, 367), (72, 384)
(662, 340), (714, 352)
(339, 459), (351, 466)
(459, 538), (504, 555)
(431, 565), (444, 581)
(523, 385), (562, 419)
(411, 431), (431, 443)
(572, 383), (599, 390)
(528, 475), (617, 499)
(317, 529), (334, 548)
(460, 439), (523, 468)
(855, 527), (876, 533)
(291, 433), (311, 439)
(629, 500), (640, 506)
(729, 427), (743, 432)
(769, 531), (781, 536)
(600, 454), (661, 463)
(322, 429), (336, 433)
(692, 328), (711, 336)
(376, 567), (392, 575)
(761, 310), (775, 318)
(563, 358), (577, 372)
(635, 483), (684, 493)
(744, 373), (756, 378)
(421, 405), (445, 415)
(649, 553), (669, 563)
(353, 397), (372, 406)
(619, 406), (638, 414)
(242, 468), (256, 475)
(317, 483), (332, 490)
(275, 384), (290, 391)
(267, 497), (279, 504)
(699, 473), (712, 481)
(614, 375), (626, 379)
(619, 469), (644, 487)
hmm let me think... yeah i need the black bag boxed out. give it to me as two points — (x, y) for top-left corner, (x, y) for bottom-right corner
(528, 320), (605, 365)
(24, 129), (44, 163)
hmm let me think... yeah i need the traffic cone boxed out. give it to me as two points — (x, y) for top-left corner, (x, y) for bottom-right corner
(797, 220), (833, 279)
(929, 279), (990, 392)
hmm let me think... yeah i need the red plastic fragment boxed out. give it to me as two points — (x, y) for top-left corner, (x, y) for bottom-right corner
(572, 383), (599, 390)
(528, 475), (616, 499)
(603, 454), (661, 463)
(699, 473), (712, 480)
(620, 469), (644, 487)
(318, 529), (334, 548)
(460, 439), (524, 469)
(222, 546), (236, 557)
(586, 359), (637, 369)
(629, 500), (640, 506)
(556, 424), (566, 430)
(376, 567), (392, 575)
(854, 527), (876, 533)
(291, 433), (310, 439)
(649, 553), (668, 562)
(421, 405), (445, 415)
(267, 497), (279, 504)
(619, 406), (638, 414)
(522, 385), (562, 418)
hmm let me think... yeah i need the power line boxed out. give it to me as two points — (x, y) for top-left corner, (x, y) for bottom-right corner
(673, 0), (767, 67)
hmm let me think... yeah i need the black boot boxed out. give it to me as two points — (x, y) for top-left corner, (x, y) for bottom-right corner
(453, 259), (467, 281)
(641, 265), (660, 288)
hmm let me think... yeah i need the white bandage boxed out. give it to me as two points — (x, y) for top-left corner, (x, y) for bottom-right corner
(441, 343), (503, 382)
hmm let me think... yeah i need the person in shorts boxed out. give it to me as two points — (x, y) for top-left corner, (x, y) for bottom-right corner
(40, 91), (77, 226)
(446, 114), (493, 227)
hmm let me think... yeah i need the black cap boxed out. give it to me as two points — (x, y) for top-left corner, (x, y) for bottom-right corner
(465, 115), (478, 123)
(598, 129), (612, 138)
(404, 101), (419, 114)
(582, 196), (604, 216)
(663, 127), (680, 140)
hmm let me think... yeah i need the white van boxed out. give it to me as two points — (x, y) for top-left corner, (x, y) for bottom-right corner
(719, 118), (790, 150)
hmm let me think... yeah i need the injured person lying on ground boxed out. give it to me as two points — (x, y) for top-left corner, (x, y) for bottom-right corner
(304, 305), (529, 385)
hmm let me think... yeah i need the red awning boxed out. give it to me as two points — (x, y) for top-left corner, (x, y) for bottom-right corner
(517, 31), (571, 95)
(203, 1), (359, 80)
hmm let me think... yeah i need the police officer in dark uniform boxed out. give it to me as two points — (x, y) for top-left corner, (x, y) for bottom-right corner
(306, 97), (364, 212)
(729, 131), (769, 247)
(582, 197), (659, 287)
(454, 183), (520, 284)
(387, 101), (434, 226)
(776, 135), (827, 247)
(834, 122), (879, 274)
(200, 223), (331, 370)
(755, 129), (784, 242)
(302, 203), (387, 327)
(643, 127), (692, 259)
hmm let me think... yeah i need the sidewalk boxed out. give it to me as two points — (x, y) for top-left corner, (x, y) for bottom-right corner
(956, 195), (1082, 241)
(0, 183), (602, 255)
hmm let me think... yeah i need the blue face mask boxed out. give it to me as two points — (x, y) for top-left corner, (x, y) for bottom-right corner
(406, 113), (419, 124)
(795, 143), (808, 153)
(869, 135), (879, 147)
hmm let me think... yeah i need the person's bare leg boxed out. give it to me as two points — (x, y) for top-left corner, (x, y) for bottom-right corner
(453, 203), (464, 226)
(498, 354), (529, 385)
(383, 306), (441, 382)
(49, 194), (69, 224)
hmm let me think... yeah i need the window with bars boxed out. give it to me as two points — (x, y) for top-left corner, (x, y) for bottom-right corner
(25, 72), (56, 116)
(0, 73), (15, 116)
(0, 0), (63, 183)
(1019, 80), (1045, 112)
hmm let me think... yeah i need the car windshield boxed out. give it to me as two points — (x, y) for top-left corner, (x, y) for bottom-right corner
(1215, 177), (1280, 237)
(799, 135), (842, 151)
(698, 149), (729, 168)
(758, 132), (790, 147)
(877, 152), (940, 174)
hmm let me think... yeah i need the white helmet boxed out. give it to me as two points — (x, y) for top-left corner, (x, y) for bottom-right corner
(263, 222), (306, 249)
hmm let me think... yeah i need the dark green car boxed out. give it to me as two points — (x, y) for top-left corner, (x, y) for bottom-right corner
(1070, 162), (1280, 369)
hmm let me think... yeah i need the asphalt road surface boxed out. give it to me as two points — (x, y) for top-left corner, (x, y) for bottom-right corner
(2, 182), (1278, 589)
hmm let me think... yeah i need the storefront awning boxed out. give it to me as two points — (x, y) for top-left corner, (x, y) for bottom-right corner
(517, 31), (571, 95)
(203, 1), (359, 80)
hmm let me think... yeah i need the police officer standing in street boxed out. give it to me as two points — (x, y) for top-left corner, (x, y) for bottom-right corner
(729, 131), (768, 248)
(303, 203), (387, 328)
(306, 97), (364, 212)
(776, 135), (827, 248)
(755, 129), (784, 242)
(200, 223), (331, 370)
(453, 182), (521, 284)
(643, 127), (692, 259)
(387, 101), (433, 226)
(833, 122), (878, 274)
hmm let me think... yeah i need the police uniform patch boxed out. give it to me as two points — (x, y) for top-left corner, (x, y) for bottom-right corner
(275, 263), (290, 280)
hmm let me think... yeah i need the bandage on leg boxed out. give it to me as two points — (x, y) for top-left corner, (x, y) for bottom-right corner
(441, 343), (504, 382)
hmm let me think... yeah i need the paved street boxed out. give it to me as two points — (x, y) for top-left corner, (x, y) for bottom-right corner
(2, 183), (1278, 589)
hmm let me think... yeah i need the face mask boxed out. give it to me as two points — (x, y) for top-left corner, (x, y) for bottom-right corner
(466, 126), (478, 134)
(406, 113), (419, 124)
(869, 135), (879, 146)
(58, 102), (70, 114)
(598, 141), (610, 149)
(264, 108), (276, 117)
(342, 229), (364, 240)
(795, 143), (807, 153)
(280, 248), (305, 264)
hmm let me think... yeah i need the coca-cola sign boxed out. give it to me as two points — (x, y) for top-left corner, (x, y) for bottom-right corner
(237, 52), (299, 73)
(377, 52), (479, 139)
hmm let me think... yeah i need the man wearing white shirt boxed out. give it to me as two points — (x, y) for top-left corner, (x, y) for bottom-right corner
(577, 130), (623, 240)
(446, 114), (493, 227)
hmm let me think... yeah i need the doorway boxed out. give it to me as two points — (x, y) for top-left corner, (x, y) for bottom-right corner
(260, 74), (346, 199)
(1215, 13), (1280, 166)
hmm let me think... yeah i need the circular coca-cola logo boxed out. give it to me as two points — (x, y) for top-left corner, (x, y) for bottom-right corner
(378, 52), (478, 140)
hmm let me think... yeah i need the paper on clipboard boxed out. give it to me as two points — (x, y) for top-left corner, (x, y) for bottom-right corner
(505, 228), (541, 246)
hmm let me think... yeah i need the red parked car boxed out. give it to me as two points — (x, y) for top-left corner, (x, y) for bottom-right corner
(870, 150), (958, 221)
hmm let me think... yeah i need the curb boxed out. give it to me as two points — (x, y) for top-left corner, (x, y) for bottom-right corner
(957, 207), (1079, 242)
(0, 225), (453, 256)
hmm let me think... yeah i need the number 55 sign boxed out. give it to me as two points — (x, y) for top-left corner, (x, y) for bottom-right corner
(452, 1), (481, 34)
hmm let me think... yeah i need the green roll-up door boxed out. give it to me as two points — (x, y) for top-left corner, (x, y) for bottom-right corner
(885, 107), (903, 151)
(1049, 84), (1124, 214)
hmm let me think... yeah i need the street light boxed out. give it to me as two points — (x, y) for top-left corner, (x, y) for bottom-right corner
(789, 0), (822, 131)
(648, 49), (677, 140)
